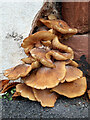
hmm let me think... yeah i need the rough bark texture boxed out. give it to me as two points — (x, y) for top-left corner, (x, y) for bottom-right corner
(30, 2), (61, 34)
(62, 2), (88, 34)
(62, 34), (88, 61)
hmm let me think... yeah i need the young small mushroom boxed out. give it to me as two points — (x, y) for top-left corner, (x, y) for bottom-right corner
(52, 77), (87, 98)
(33, 88), (58, 107)
(39, 18), (77, 34)
(23, 61), (66, 89)
(16, 83), (36, 101)
(4, 62), (40, 80)
(48, 14), (57, 20)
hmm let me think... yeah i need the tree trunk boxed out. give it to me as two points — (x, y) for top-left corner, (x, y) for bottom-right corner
(62, 2), (88, 34)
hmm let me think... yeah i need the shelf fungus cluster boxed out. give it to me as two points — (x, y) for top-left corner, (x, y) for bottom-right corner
(3, 17), (87, 107)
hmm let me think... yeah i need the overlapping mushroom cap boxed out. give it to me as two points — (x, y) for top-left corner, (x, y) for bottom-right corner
(16, 83), (58, 107)
(65, 60), (78, 67)
(16, 83), (36, 101)
(52, 77), (87, 98)
(39, 18), (77, 34)
(21, 56), (35, 64)
(64, 65), (83, 82)
(60, 64), (83, 83)
(30, 48), (55, 68)
(4, 61), (40, 80)
(21, 31), (55, 48)
(3, 17), (87, 107)
(52, 36), (74, 59)
(23, 61), (66, 89)
(33, 88), (58, 107)
(21, 31), (56, 55)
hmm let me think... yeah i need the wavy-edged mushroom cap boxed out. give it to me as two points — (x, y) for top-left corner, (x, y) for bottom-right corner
(23, 61), (66, 89)
(16, 83), (36, 101)
(41, 40), (52, 48)
(24, 46), (34, 56)
(39, 18), (77, 34)
(30, 48), (55, 68)
(65, 60), (78, 67)
(33, 88), (58, 107)
(52, 77), (87, 98)
(21, 56), (35, 64)
(52, 36), (74, 60)
(64, 65), (83, 82)
(46, 50), (72, 61)
(60, 60), (79, 83)
(4, 62), (40, 80)
(21, 31), (55, 55)
(21, 31), (55, 49)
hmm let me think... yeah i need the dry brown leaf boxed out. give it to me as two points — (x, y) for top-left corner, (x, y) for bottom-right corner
(1, 82), (20, 93)
(0, 79), (9, 90)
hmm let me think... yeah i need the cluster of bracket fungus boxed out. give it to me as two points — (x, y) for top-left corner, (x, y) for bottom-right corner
(3, 17), (87, 107)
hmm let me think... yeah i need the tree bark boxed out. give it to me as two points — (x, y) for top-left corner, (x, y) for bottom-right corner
(62, 2), (88, 34)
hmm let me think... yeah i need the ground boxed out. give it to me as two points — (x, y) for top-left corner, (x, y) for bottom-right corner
(2, 95), (89, 119)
